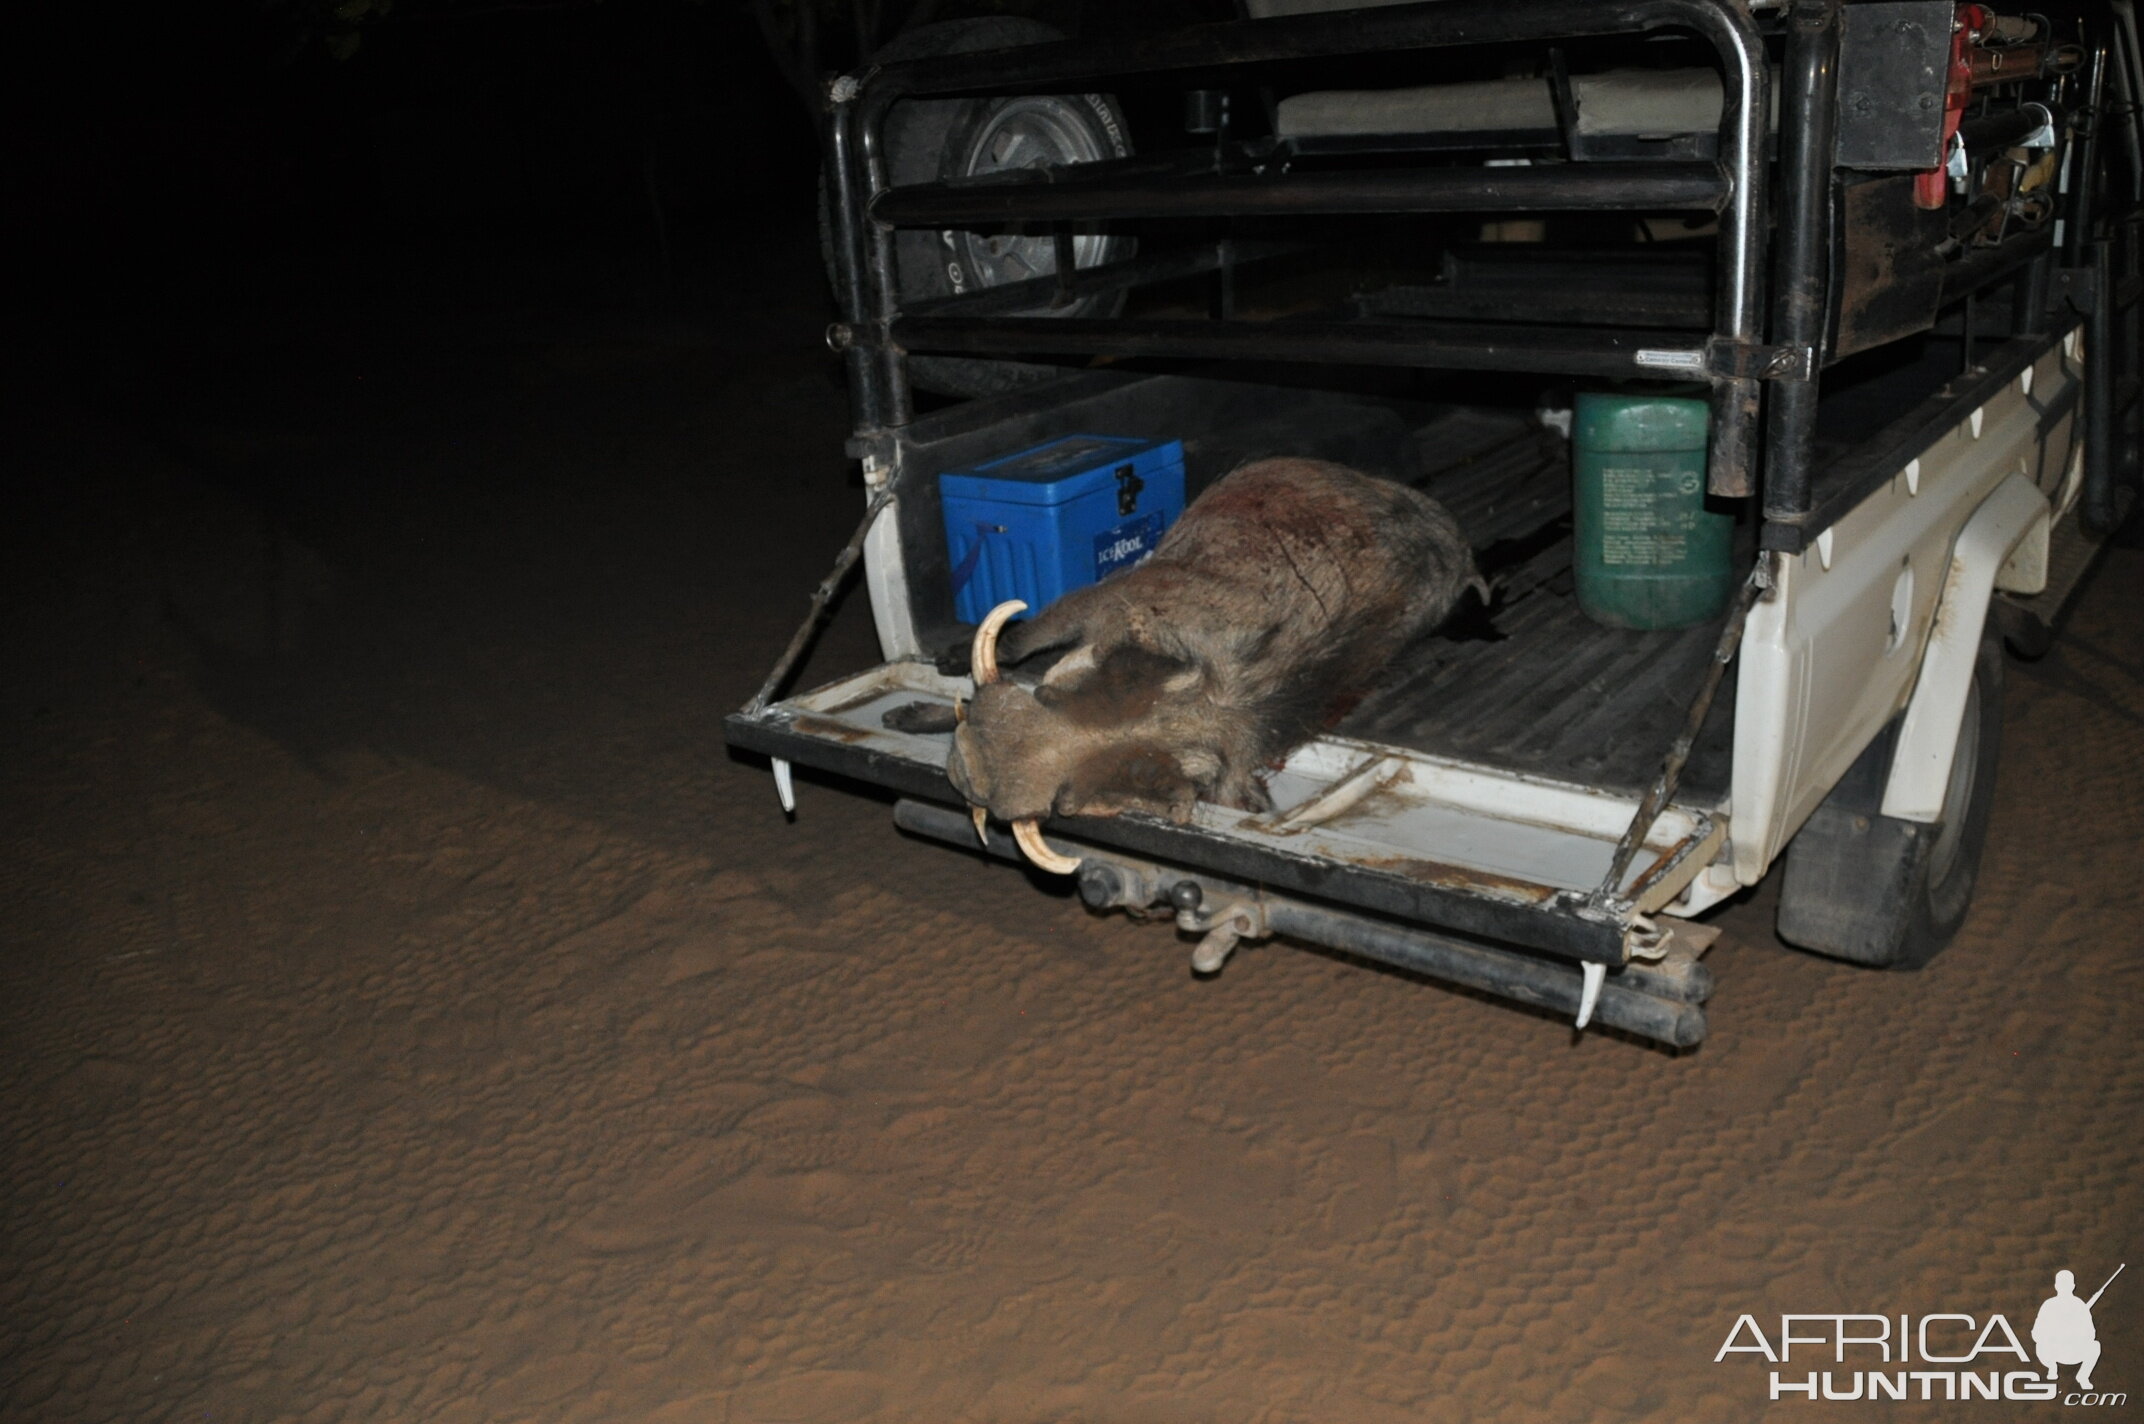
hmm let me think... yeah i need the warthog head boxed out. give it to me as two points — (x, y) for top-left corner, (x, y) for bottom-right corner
(946, 600), (1226, 875)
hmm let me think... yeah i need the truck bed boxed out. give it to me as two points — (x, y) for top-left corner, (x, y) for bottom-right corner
(886, 373), (1738, 808)
(1342, 407), (1735, 806)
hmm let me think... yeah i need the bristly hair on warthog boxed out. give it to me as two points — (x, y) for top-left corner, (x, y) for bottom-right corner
(946, 458), (1486, 875)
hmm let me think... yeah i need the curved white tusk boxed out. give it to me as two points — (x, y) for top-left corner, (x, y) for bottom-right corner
(1011, 818), (1081, 875)
(971, 805), (990, 846)
(970, 600), (1027, 685)
(773, 757), (795, 815)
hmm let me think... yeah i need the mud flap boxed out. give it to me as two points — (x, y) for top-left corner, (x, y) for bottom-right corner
(1776, 804), (1931, 966)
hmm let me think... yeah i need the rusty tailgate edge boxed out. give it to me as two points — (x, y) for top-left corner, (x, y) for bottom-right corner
(724, 710), (1628, 964)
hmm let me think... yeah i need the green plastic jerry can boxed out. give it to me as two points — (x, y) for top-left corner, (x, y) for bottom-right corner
(1572, 390), (1735, 630)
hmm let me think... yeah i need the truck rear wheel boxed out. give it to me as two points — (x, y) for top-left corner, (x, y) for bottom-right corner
(1775, 636), (2004, 969)
(828, 17), (1133, 399)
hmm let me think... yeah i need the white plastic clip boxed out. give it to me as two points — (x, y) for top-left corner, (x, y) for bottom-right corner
(773, 757), (796, 815)
(1575, 960), (1607, 1031)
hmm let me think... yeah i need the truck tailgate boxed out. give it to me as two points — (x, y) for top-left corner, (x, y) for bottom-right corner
(726, 661), (1724, 966)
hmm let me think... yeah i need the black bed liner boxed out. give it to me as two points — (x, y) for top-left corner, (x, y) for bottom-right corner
(1347, 407), (1736, 805)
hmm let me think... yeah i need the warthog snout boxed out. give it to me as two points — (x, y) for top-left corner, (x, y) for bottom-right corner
(951, 602), (1087, 875)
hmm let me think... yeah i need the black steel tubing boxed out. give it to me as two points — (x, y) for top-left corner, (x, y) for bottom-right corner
(1262, 899), (1708, 1048)
(852, 100), (912, 430)
(1960, 104), (2054, 157)
(1761, 0), (1842, 521)
(2065, 45), (2109, 267)
(890, 798), (1709, 1047)
(893, 315), (1708, 380)
(853, 0), (1769, 335)
(2017, 250), (2056, 333)
(822, 101), (886, 433)
(872, 162), (1729, 226)
(2084, 239), (2119, 531)
(902, 241), (1298, 319)
(858, 0), (1752, 109)
(1935, 227), (2057, 306)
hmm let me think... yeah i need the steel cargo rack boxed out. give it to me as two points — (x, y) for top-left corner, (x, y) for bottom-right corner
(823, 0), (1779, 499)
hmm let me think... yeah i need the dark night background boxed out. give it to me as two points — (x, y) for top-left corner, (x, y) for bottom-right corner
(21, 1), (821, 406)
(11, 0), (871, 851)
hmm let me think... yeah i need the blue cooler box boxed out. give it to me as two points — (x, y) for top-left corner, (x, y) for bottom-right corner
(941, 434), (1186, 624)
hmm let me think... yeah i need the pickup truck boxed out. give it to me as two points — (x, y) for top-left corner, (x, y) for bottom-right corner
(728, 0), (2143, 1046)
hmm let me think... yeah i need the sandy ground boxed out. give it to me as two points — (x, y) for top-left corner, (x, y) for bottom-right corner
(5, 233), (2141, 1424)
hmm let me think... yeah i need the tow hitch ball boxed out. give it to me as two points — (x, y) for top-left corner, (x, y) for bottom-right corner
(1075, 864), (1268, 974)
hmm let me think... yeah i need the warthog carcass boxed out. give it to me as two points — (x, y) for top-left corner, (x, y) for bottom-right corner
(944, 457), (1484, 872)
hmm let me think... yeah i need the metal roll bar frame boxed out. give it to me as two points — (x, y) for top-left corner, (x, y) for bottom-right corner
(821, 0), (1780, 500)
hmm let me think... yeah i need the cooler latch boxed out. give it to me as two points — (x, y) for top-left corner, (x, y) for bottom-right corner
(1115, 463), (1145, 516)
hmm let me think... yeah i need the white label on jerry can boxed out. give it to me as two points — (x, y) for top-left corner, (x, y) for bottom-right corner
(1599, 465), (1703, 566)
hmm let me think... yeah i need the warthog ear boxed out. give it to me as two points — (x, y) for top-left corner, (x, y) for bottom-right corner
(1037, 644), (1199, 721)
(1057, 742), (1203, 824)
(1038, 643), (1098, 691)
(996, 598), (1089, 666)
(1160, 663), (1204, 695)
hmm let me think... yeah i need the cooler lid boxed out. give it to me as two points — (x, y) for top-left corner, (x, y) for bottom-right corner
(941, 435), (1184, 507)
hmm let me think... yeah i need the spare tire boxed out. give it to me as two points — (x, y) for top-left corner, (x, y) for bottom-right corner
(832, 17), (1134, 398)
